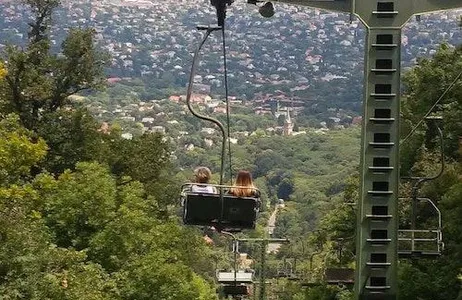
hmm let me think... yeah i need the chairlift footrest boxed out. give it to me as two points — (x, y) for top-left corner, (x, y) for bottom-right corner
(398, 250), (441, 258)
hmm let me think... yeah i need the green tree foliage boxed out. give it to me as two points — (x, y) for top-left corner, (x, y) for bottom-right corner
(293, 285), (351, 300)
(0, 114), (47, 185)
(35, 161), (217, 297)
(36, 109), (103, 174)
(0, 61), (6, 80)
(0, 192), (116, 300)
(0, 0), (108, 177)
(93, 131), (174, 207)
(399, 259), (460, 300)
(0, 3), (220, 298)
(1, 140), (217, 299)
(397, 44), (462, 299)
(116, 255), (217, 300)
(441, 181), (462, 249)
(0, 118), (117, 300)
(35, 162), (117, 249)
(0, 0), (107, 130)
(401, 44), (462, 168)
(24, 0), (60, 43)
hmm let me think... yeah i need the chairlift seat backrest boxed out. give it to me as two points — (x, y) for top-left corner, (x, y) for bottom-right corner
(183, 193), (220, 225)
(222, 195), (259, 227)
(217, 271), (253, 283)
(222, 285), (249, 296)
(325, 268), (355, 285)
(183, 192), (259, 229)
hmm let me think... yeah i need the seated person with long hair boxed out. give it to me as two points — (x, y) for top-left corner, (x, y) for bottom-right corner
(191, 166), (218, 194)
(228, 170), (260, 198)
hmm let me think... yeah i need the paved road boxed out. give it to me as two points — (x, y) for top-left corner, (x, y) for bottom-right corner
(267, 207), (278, 235)
(266, 205), (283, 253)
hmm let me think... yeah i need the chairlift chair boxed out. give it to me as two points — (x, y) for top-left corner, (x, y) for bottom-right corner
(182, 4), (263, 233)
(216, 235), (254, 298)
(398, 197), (443, 258)
(276, 261), (292, 278)
(300, 266), (354, 287)
(398, 116), (445, 258)
(181, 183), (261, 231)
(289, 262), (305, 281)
(287, 268), (301, 281)
(324, 268), (355, 286)
(220, 284), (250, 297)
(323, 239), (355, 286)
(276, 259), (300, 280)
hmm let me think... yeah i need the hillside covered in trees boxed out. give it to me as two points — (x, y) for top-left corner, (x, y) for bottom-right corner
(1, 1), (462, 300)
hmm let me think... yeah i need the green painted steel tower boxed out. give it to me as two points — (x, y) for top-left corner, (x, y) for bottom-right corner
(271, 0), (462, 299)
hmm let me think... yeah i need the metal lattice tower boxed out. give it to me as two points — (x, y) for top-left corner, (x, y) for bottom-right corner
(269, 0), (462, 299)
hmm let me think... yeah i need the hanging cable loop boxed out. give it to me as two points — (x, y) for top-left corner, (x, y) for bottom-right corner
(186, 25), (227, 186)
(401, 69), (462, 144)
(221, 25), (234, 183)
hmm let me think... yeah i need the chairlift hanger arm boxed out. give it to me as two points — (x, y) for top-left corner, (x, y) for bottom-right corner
(210, 0), (234, 27)
(191, 0), (236, 185)
(186, 30), (226, 136)
(237, 238), (290, 243)
(186, 27), (227, 185)
(421, 123), (445, 182)
(401, 118), (445, 188)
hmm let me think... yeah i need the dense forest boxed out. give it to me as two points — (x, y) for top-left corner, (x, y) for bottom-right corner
(1, 1), (462, 299)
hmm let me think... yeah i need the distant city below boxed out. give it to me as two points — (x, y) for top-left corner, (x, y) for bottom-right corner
(0, 1), (461, 110)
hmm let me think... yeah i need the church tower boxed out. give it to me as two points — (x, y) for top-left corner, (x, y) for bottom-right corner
(283, 108), (293, 136)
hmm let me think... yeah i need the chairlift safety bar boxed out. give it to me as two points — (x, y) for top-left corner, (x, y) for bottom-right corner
(181, 183), (261, 193)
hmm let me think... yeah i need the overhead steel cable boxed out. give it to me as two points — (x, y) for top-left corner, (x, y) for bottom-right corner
(401, 69), (462, 144)
(221, 26), (234, 184)
(211, 0), (234, 183)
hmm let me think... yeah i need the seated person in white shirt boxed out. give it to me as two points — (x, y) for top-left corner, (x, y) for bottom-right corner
(191, 166), (218, 194)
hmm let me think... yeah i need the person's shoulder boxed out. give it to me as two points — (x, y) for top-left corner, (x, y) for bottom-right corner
(190, 184), (200, 191)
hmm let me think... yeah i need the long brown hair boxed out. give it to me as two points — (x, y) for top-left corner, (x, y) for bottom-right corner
(230, 170), (256, 197)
